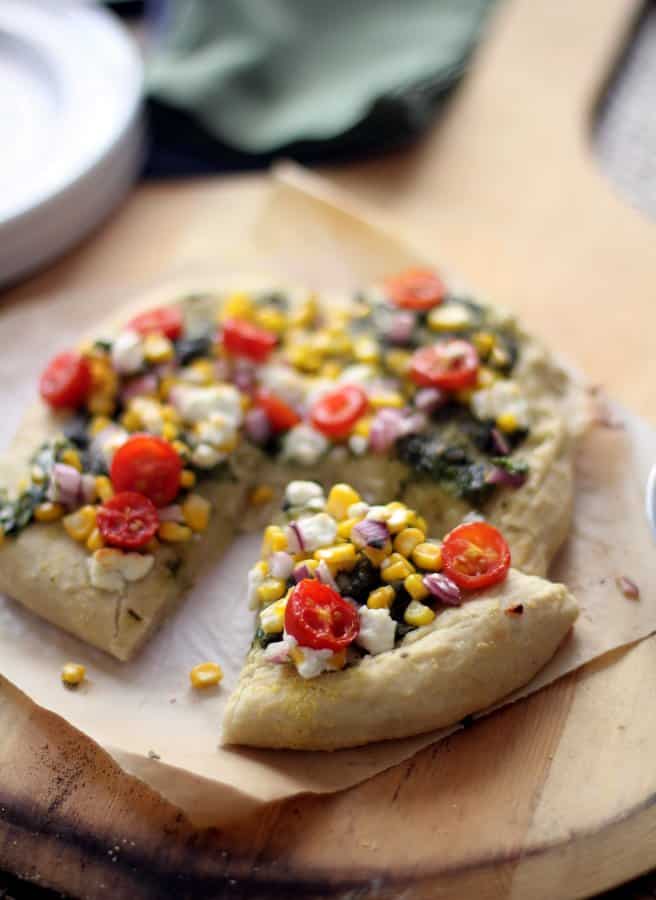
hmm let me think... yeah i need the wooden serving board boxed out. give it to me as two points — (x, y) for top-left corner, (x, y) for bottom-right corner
(2, 0), (656, 897)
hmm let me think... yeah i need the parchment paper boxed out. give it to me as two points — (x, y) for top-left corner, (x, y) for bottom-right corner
(0, 167), (654, 828)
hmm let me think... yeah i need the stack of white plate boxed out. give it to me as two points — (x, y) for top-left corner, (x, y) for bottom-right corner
(0, 0), (144, 287)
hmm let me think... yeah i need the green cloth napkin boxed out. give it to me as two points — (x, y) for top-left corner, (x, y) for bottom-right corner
(146, 0), (496, 156)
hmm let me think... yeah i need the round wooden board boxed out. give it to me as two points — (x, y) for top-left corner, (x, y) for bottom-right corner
(2, 0), (656, 897)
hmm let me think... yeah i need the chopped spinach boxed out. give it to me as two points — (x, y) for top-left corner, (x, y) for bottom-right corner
(175, 335), (213, 365)
(254, 626), (279, 649)
(395, 433), (494, 504)
(93, 339), (112, 353)
(62, 413), (91, 450)
(0, 482), (48, 536)
(389, 583), (413, 624)
(490, 456), (529, 476)
(336, 557), (379, 605)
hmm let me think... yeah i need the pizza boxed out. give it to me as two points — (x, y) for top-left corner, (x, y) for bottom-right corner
(222, 481), (578, 749)
(0, 268), (584, 660)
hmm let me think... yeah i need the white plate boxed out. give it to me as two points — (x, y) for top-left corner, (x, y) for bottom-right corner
(0, 0), (143, 286)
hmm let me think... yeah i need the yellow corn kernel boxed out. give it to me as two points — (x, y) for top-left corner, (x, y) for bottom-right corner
(380, 553), (414, 582)
(255, 307), (286, 334)
(387, 507), (412, 533)
(180, 469), (196, 489)
(261, 525), (288, 555)
(385, 349), (411, 377)
(257, 578), (287, 604)
(61, 662), (86, 686)
(190, 359), (216, 384)
(249, 484), (274, 506)
(34, 502), (64, 523)
(161, 422), (179, 442)
(94, 475), (114, 502)
(158, 522), (193, 543)
(17, 477), (29, 494)
(337, 517), (360, 540)
(62, 506), (97, 543)
(363, 543), (392, 567)
(321, 361), (342, 380)
(89, 415), (111, 437)
(260, 597), (288, 633)
(496, 411), (519, 434)
(476, 366), (497, 389)
(326, 483), (361, 521)
(220, 291), (253, 321)
(353, 337), (380, 364)
(327, 649), (347, 670)
(121, 408), (142, 432)
(352, 416), (372, 438)
(404, 600), (436, 627)
(253, 560), (269, 578)
(369, 392), (404, 410)
(143, 334), (174, 364)
(87, 393), (115, 416)
(86, 527), (105, 552)
(30, 465), (46, 484)
(190, 662), (223, 689)
(60, 448), (82, 472)
(404, 573), (430, 602)
(427, 304), (471, 332)
(412, 542), (442, 571)
(182, 494), (211, 532)
(314, 543), (357, 569)
(172, 440), (190, 459)
(410, 513), (428, 534)
(367, 585), (395, 609)
(472, 331), (496, 357)
(289, 295), (318, 328)
(490, 346), (511, 368)
(158, 376), (177, 400)
(394, 528), (425, 557)
(288, 345), (323, 373)
(240, 393), (252, 411)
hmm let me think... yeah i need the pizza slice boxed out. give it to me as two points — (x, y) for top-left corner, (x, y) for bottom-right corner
(222, 481), (578, 750)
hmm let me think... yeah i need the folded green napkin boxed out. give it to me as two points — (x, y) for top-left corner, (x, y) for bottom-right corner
(146, 0), (496, 156)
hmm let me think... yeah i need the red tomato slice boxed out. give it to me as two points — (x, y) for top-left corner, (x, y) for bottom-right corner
(39, 351), (92, 409)
(441, 522), (511, 590)
(96, 491), (159, 550)
(409, 340), (479, 391)
(110, 435), (182, 507)
(284, 580), (359, 651)
(127, 305), (183, 341)
(221, 318), (277, 363)
(255, 389), (301, 433)
(385, 268), (446, 311)
(310, 384), (368, 439)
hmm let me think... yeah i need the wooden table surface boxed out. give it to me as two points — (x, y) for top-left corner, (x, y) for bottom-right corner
(2, 0), (656, 898)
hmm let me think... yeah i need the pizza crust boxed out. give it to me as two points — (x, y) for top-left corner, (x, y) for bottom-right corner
(222, 569), (578, 750)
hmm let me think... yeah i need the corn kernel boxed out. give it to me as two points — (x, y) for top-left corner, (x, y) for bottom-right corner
(61, 662), (86, 686)
(262, 525), (288, 555)
(327, 649), (347, 670)
(34, 502), (64, 523)
(190, 662), (223, 688)
(380, 553), (414, 582)
(182, 494), (211, 532)
(411, 514), (428, 534)
(89, 416), (111, 437)
(289, 295), (318, 328)
(369, 392), (404, 409)
(321, 361), (342, 379)
(62, 506), (97, 543)
(387, 507), (411, 533)
(143, 334), (174, 364)
(353, 337), (380, 364)
(121, 408), (142, 432)
(404, 600), (436, 627)
(86, 527), (105, 551)
(172, 440), (191, 459)
(255, 307), (286, 334)
(288, 345), (323, 373)
(412, 542), (442, 571)
(158, 376), (177, 400)
(160, 405), (181, 424)
(476, 366), (497, 389)
(404, 573), (430, 602)
(221, 291), (253, 321)
(60, 448), (82, 472)
(336, 517), (361, 540)
(30, 465), (46, 484)
(472, 331), (496, 357)
(490, 346), (511, 368)
(385, 349), (411, 376)
(158, 522), (193, 543)
(314, 543), (357, 569)
(260, 597), (288, 633)
(257, 578), (287, 604)
(352, 416), (372, 438)
(363, 543), (392, 567)
(180, 469), (196, 489)
(367, 585), (395, 609)
(326, 484), (361, 521)
(427, 304), (471, 332)
(190, 359), (216, 384)
(162, 422), (179, 442)
(496, 411), (519, 433)
(394, 528), (425, 557)
(17, 477), (29, 494)
(87, 394), (115, 416)
(249, 484), (274, 506)
(94, 476), (114, 502)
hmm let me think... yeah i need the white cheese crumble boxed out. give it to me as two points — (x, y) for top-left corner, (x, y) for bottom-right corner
(285, 481), (325, 508)
(348, 501), (370, 519)
(130, 398), (163, 435)
(258, 363), (307, 406)
(191, 443), (225, 469)
(293, 645), (334, 679)
(282, 424), (328, 465)
(356, 607), (396, 655)
(348, 435), (368, 456)
(259, 598), (287, 634)
(183, 294), (217, 338)
(338, 364), (377, 389)
(111, 330), (144, 375)
(295, 512), (337, 551)
(172, 384), (243, 426)
(87, 549), (154, 592)
(196, 412), (237, 449)
(366, 505), (391, 522)
(470, 379), (529, 428)
(247, 563), (267, 609)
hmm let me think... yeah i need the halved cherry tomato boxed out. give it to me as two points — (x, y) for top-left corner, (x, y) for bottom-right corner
(409, 339), (479, 391)
(127, 305), (183, 341)
(310, 384), (368, 439)
(96, 491), (159, 550)
(221, 318), (277, 363)
(255, 389), (301, 433)
(441, 522), (511, 590)
(110, 434), (182, 507)
(285, 580), (359, 651)
(39, 351), (92, 409)
(385, 268), (445, 311)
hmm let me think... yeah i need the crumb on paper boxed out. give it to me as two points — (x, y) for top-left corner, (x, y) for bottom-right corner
(148, 750), (161, 760)
(616, 576), (640, 600)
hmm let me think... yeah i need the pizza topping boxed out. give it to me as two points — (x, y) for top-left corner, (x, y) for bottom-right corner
(255, 389), (301, 433)
(441, 522), (511, 590)
(40, 352), (92, 409)
(310, 384), (369, 439)
(284, 580), (359, 651)
(128, 305), (183, 341)
(87, 545), (155, 591)
(110, 435), (182, 507)
(423, 572), (462, 605)
(96, 491), (159, 550)
(221, 317), (277, 362)
(111, 331), (144, 375)
(409, 340), (479, 391)
(385, 268), (445, 311)
(356, 606), (396, 654)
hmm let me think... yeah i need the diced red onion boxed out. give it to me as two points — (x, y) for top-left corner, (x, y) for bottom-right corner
(153, 361), (176, 380)
(423, 573), (462, 606)
(286, 521), (304, 553)
(414, 387), (447, 414)
(232, 361), (257, 393)
(293, 562), (314, 582)
(270, 551), (294, 580)
(351, 518), (390, 549)
(81, 474), (97, 504)
(263, 640), (293, 664)
(47, 463), (82, 509)
(121, 373), (158, 404)
(158, 504), (184, 523)
(490, 427), (511, 456)
(616, 575), (640, 600)
(486, 467), (527, 489)
(369, 408), (426, 453)
(316, 560), (338, 591)
(386, 311), (416, 345)
(244, 407), (271, 445)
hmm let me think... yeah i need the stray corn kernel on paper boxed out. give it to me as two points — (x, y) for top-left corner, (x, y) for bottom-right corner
(1, 172), (656, 828)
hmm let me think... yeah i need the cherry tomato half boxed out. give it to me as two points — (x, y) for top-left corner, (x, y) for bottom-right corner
(96, 491), (159, 550)
(441, 522), (511, 591)
(221, 318), (277, 363)
(409, 339), (479, 391)
(39, 351), (92, 409)
(284, 580), (359, 651)
(255, 389), (301, 433)
(127, 305), (183, 341)
(385, 268), (446, 311)
(110, 434), (182, 507)
(310, 384), (368, 439)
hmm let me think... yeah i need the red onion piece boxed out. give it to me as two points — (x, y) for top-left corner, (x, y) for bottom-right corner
(486, 467), (527, 489)
(316, 560), (338, 591)
(423, 573), (462, 605)
(286, 522), (304, 553)
(386, 311), (416, 345)
(490, 427), (511, 456)
(351, 518), (390, 549)
(270, 551), (294, 580)
(121, 373), (158, 404)
(414, 387), (447, 414)
(369, 409), (406, 453)
(47, 463), (82, 508)
(293, 562), (314, 582)
(244, 407), (271, 445)
(158, 504), (184, 523)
